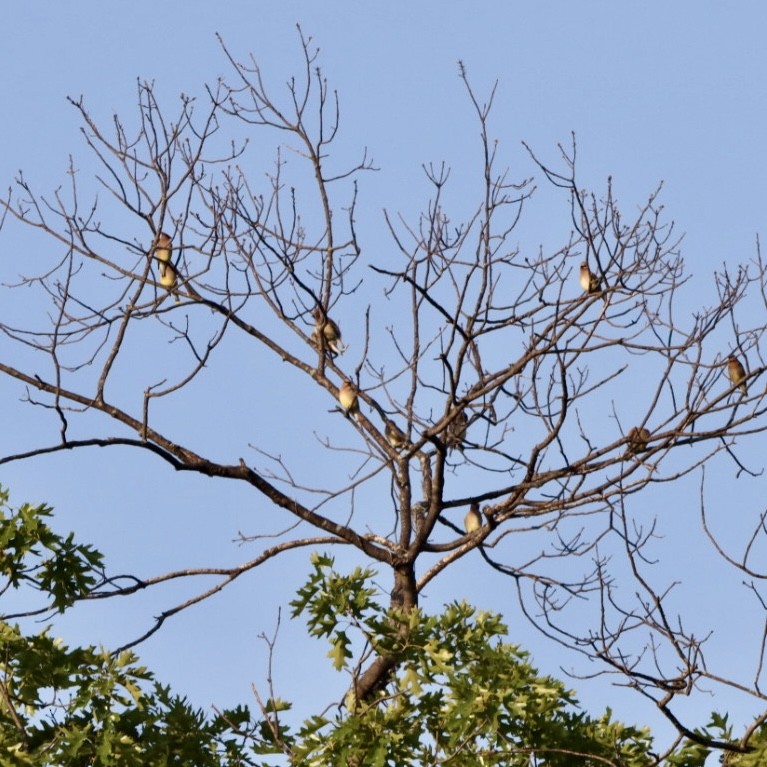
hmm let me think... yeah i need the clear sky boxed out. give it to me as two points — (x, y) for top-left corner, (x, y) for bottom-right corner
(2, 1), (767, 757)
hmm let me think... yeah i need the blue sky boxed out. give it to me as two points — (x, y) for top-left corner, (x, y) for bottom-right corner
(2, 1), (767, 756)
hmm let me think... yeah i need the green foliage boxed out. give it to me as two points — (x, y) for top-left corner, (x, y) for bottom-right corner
(0, 488), (104, 611)
(699, 713), (767, 767)
(0, 491), (755, 765)
(0, 488), (261, 766)
(722, 722), (767, 766)
(291, 556), (658, 766)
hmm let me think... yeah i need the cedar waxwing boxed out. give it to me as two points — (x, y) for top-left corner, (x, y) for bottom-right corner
(464, 503), (481, 534)
(158, 261), (181, 304)
(312, 308), (346, 357)
(726, 355), (748, 396)
(155, 232), (172, 264)
(626, 426), (651, 456)
(338, 380), (360, 421)
(579, 261), (601, 295)
(385, 420), (407, 451)
(445, 409), (468, 453)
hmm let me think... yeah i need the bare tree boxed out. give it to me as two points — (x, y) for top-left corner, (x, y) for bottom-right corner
(2, 29), (766, 756)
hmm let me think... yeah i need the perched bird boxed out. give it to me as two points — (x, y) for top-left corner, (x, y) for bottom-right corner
(626, 426), (651, 456)
(385, 420), (407, 451)
(579, 261), (602, 295)
(154, 231), (172, 264)
(158, 260), (181, 303)
(312, 308), (346, 357)
(464, 503), (482, 534)
(338, 380), (360, 421)
(726, 354), (748, 396)
(445, 409), (468, 453)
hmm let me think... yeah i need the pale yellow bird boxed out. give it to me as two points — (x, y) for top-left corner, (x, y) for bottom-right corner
(158, 261), (181, 304)
(155, 231), (172, 264)
(464, 503), (481, 534)
(579, 261), (601, 295)
(385, 420), (407, 450)
(626, 426), (651, 456)
(338, 381), (360, 421)
(726, 354), (747, 396)
(312, 308), (346, 357)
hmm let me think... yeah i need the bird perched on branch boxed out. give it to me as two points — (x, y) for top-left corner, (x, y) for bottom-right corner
(154, 231), (172, 265)
(312, 308), (346, 358)
(579, 261), (602, 295)
(338, 380), (360, 421)
(445, 409), (468, 453)
(158, 260), (181, 303)
(626, 426), (651, 456)
(151, 231), (181, 303)
(464, 503), (481, 534)
(385, 420), (407, 451)
(726, 354), (748, 396)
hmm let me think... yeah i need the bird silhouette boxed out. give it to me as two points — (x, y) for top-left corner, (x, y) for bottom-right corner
(338, 381), (360, 421)
(445, 409), (468, 453)
(464, 503), (481, 534)
(312, 308), (346, 357)
(626, 426), (651, 456)
(158, 261), (181, 303)
(154, 231), (172, 265)
(726, 354), (747, 395)
(385, 420), (407, 451)
(579, 261), (602, 295)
